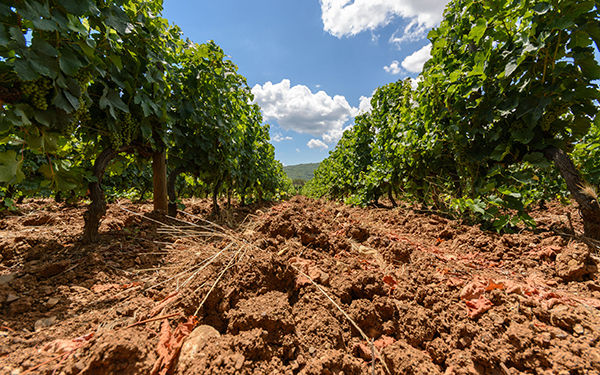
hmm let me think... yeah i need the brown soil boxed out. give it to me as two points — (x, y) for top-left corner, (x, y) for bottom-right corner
(1, 196), (599, 374)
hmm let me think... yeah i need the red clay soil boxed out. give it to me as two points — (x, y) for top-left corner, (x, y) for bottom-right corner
(0, 196), (599, 374)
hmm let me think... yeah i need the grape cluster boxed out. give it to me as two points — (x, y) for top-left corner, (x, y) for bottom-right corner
(66, 97), (91, 133)
(21, 78), (52, 110)
(109, 113), (138, 149)
(74, 69), (93, 92)
(539, 103), (570, 131)
(64, 69), (94, 133)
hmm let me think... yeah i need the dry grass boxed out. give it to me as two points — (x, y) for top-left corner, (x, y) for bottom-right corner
(581, 183), (598, 201)
(117, 205), (393, 374)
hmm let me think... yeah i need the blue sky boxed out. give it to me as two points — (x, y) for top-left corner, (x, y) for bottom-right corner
(161, 1), (450, 165)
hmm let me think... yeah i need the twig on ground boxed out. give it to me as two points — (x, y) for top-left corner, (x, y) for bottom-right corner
(371, 339), (376, 375)
(21, 353), (69, 375)
(124, 313), (182, 329)
(290, 264), (392, 375)
(179, 243), (233, 290)
(193, 245), (246, 316)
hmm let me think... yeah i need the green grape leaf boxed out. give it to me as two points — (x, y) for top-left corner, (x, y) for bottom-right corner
(0, 150), (24, 184)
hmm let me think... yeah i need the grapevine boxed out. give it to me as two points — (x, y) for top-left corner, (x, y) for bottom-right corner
(20, 78), (52, 111)
(305, 0), (600, 237)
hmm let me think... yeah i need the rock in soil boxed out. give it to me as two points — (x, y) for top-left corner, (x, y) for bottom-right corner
(555, 242), (596, 280)
(178, 325), (221, 370)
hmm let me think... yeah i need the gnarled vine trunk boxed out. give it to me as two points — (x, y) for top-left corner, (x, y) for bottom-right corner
(82, 148), (119, 244)
(167, 166), (185, 217)
(212, 179), (222, 214)
(152, 151), (168, 214)
(388, 185), (397, 207)
(545, 146), (600, 240)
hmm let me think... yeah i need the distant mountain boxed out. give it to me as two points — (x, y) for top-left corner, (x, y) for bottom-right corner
(283, 163), (320, 181)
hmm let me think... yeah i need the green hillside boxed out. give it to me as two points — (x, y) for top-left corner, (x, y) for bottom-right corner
(283, 163), (320, 181)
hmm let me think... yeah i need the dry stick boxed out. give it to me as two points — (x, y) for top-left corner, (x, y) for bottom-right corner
(290, 265), (392, 375)
(176, 210), (233, 235)
(134, 266), (180, 273)
(371, 339), (376, 375)
(118, 205), (181, 232)
(554, 229), (600, 251)
(21, 352), (71, 375)
(164, 215), (244, 252)
(118, 207), (236, 295)
(153, 241), (176, 246)
(125, 312), (182, 329)
(178, 243), (233, 291)
(166, 214), (228, 238)
(193, 245), (246, 317)
(51, 349), (75, 375)
(171, 212), (257, 251)
(156, 228), (218, 237)
(144, 250), (225, 292)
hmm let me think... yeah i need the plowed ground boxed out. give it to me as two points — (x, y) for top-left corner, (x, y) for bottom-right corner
(1, 196), (599, 374)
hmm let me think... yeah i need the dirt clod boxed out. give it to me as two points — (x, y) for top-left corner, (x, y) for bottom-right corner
(555, 242), (596, 280)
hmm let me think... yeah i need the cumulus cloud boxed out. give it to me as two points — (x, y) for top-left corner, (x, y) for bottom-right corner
(410, 76), (421, 90)
(320, 0), (449, 39)
(357, 95), (373, 115)
(383, 60), (402, 75)
(389, 19), (430, 45)
(401, 43), (432, 73)
(252, 79), (357, 144)
(271, 133), (293, 142)
(307, 139), (329, 150)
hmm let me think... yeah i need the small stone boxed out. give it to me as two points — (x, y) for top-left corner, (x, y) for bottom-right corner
(290, 360), (300, 371)
(555, 243), (596, 280)
(73, 361), (86, 371)
(319, 272), (330, 285)
(46, 298), (59, 308)
(554, 330), (568, 339)
(573, 324), (584, 336)
(308, 346), (316, 355)
(177, 325), (220, 371)
(8, 297), (32, 314)
(233, 353), (245, 370)
(34, 316), (57, 332)
(6, 293), (19, 303)
(540, 332), (552, 346)
(0, 274), (16, 285)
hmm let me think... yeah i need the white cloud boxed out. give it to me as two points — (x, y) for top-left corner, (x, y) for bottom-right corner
(252, 79), (357, 143)
(271, 133), (293, 142)
(383, 60), (402, 75)
(401, 43), (432, 73)
(410, 76), (421, 90)
(389, 19), (429, 45)
(320, 0), (449, 39)
(358, 95), (372, 115)
(307, 139), (329, 150)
